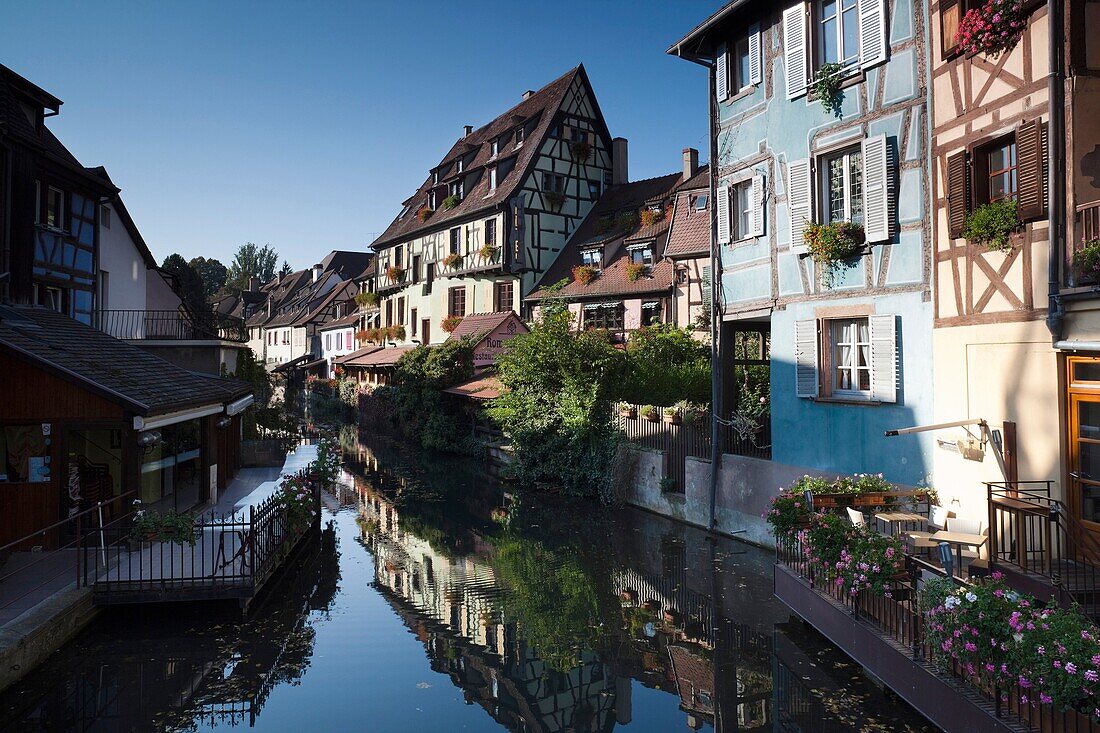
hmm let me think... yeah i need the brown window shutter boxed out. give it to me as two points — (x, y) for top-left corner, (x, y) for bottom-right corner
(946, 150), (970, 238)
(1016, 119), (1047, 222)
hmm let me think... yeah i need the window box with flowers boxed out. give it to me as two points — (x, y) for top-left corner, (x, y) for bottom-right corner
(639, 208), (665, 227)
(625, 262), (647, 282)
(639, 404), (658, 422)
(355, 291), (378, 309)
(545, 191), (565, 212)
(387, 325), (406, 341)
(572, 264), (597, 284)
(962, 199), (1020, 252)
(663, 406), (682, 425)
(478, 244), (497, 262)
(955, 0), (1028, 59)
(442, 252), (463, 269)
(385, 265), (406, 283)
(442, 194), (460, 211)
(618, 402), (637, 419)
(803, 221), (865, 283)
(441, 315), (463, 333)
(418, 207), (434, 222)
(570, 140), (591, 162)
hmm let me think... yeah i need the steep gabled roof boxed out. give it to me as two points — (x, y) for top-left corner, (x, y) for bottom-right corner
(371, 66), (590, 250)
(0, 305), (250, 416)
(445, 311), (523, 341)
(664, 167), (711, 260)
(527, 172), (683, 301)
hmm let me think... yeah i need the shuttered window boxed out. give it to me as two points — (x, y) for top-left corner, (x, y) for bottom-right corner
(794, 319), (819, 397)
(785, 0), (887, 101)
(946, 151), (970, 238)
(716, 43), (729, 102)
(788, 158), (814, 253)
(716, 183), (731, 245)
(750, 173), (766, 237)
(794, 314), (898, 402)
(1016, 119), (1048, 222)
(784, 3), (809, 99)
(861, 133), (890, 242)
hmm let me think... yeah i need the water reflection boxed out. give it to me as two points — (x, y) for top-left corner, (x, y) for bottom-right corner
(0, 427), (935, 732)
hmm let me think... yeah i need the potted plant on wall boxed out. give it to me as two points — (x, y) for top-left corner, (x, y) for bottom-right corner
(130, 505), (197, 546)
(618, 402), (637, 419)
(389, 325), (406, 342)
(1074, 237), (1100, 282)
(571, 264), (597, 284)
(625, 262), (647, 282)
(639, 404), (658, 422)
(663, 405), (682, 425)
(442, 252), (463, 269)
(442, 194), (460, 211)
(570, 140), (591, 162)
(639, 207), (665, 227)
(956, 0), (1027, 58)
(803, 221), (865, 284)
(962, 199), (1020, 252)
(478, 243), (497, 262)
(418, 206), (434, 222)
(811, 62), (845, 117)
(354, 291), (379, 309)
(441, 315), (463, 333)
(385, 265), (406, 282)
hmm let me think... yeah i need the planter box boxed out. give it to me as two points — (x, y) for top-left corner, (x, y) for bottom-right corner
(664, 412), (682, 425)
(619, 407), (637, 420)
(642, 412), (659, 423)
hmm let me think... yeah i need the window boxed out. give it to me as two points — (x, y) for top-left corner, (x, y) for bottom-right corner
(544, 172), (565, 194)
(641, 301), (662, 326)
(429, 190), (437, 210)
(325, 334), (332, 351)
(397, 296), (405, 325)
(490, 139), (499, 158)
(448, 286), (466, 317)
(450, 228), (461, 255)
(581, 249), (602, 269)
(487, 166), (497, 191)
(830, 318), (871, 396)
(411, 309), (418, 336)
(99, 270), (109, 311)
(731, 180), (753, 240)
(485, 219), (497, 247)
(46, 187), (64, 229)
(432, 171), (440, 185)
(584, 302), (625, 330)
(412, 254), (421, 283)
(494, 280), (514, 312)
(821, 146), (863, 224)
(983, 137), (1018, 203)
(628, 244), (654, 266)
(818, 0), (860, 67)
(589, 181), (601, 200)
(394, 245), (404, 268)
(101, 205), (111, 229)
(569, 126), (587, 143)
(733, 35), (752, 91)
(694, 194), (709, 211)
(516, 125), (525, 145)
(940, 0), (974, 57)
(449, 180), (464, 200)
(457, 157), (465, 174)
(426, 262), (435, 290)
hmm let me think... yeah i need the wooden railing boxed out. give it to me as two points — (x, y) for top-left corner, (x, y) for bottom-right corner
(96, 309), (248, 342)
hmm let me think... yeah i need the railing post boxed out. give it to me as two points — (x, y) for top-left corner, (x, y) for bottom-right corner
(911, 561), (922, 660)
(1048, 506), (1058, 584)
(75, 512), (82, 589)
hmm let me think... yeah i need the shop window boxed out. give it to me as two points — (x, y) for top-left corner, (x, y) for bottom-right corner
(0, 426), (50, 483)
(584, 302), (625, 330)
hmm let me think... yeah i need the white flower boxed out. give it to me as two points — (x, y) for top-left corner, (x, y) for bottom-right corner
(1013, 633), (1024, 643)
(945, 596), (960, 609)
(965, 592), (978, 602)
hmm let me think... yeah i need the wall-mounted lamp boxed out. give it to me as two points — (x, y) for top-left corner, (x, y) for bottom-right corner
(137, 430), (162, 447)
(216, 416), (233, 429)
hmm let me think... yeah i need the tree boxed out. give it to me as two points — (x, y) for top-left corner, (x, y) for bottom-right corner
(188, 256), (228, 297)
(487, 303), (625, 500)
(161, 254), (210, 321)
(620, 324), (711, 407)
(386, 339), (477, 453)
(278, 260), (292, 278)
(225, 242), (279, 293)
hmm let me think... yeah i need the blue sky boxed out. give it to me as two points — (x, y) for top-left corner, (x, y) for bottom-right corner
(2, 0), (716, 270)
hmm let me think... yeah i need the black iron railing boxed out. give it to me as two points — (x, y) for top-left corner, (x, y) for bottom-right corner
(778, 533), (1100, 732)
(81, 482), (319, 604)
(96, 309), (248, 342)
(987, 481), (1100, 612)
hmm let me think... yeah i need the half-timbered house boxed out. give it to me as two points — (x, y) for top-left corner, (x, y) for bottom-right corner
(369, 65), (619, 346)
(670, 0), (935, 488)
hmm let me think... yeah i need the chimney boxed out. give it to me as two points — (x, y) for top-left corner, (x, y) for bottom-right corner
(522, 90), (534, 101)
(682, 148), (699, 181)
(247, 276), (259, 292)
(612, 137), (629, 186)
(463, 124), (473, 138)
(312, 263), (323, 283)
(266, 298), (272, 316)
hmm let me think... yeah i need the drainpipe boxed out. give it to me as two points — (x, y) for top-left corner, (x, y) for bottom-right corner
(707, 62), (722, 532)
(1047, 0), (1067, 341)
(0, 137), (11, 304)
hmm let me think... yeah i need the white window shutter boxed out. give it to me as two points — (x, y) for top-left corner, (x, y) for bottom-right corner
(716, 183), (731, 245)
(783, 3), (808, 99)
(869, 314), (897, 403)
(794, 319), (819, 398)
(702, 264), (712, 312)
(787, 158), (812, 253)
(748, 24), (763, 86)
(858, 0), (887, 70)
(715, 44), (729, 102)
(861, 133), (890, 243)
(750, 173), (765, 237)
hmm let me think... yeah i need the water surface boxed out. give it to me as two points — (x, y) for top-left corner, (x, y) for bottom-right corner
(0, 429), (937, 731)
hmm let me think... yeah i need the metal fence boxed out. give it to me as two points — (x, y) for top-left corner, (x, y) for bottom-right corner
(96, 309), (248, 342)
(81, 482), (319, 605)
(616, 405), (771, 492)
(777, 534), (1100, 733)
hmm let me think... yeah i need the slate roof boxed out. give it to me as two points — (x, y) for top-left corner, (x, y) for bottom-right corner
(527, 172), (683, 301)
(0, 305), (251, 416)
(371, 66), (595, 250)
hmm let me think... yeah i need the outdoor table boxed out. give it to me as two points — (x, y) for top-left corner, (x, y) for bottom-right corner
(930, 530), (988, 570)
(873, 511), (926, 536)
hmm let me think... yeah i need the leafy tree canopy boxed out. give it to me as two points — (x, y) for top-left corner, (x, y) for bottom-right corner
(161, 253), (209, 319)
(188, 256), (228, 297)
(619, 324), (710, 407)
(225, 242), (279, 293)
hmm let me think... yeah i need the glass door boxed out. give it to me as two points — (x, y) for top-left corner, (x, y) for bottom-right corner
(1068, 356), (1100, 531)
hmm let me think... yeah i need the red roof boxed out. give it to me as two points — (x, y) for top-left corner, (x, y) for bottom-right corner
(443, 374), (504, 401)
(340, 345), (414, 369)
(445, 311), (527, 341)
(664, 187), (711, 259)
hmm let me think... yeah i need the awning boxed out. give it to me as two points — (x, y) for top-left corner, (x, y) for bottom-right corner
(341, 345), (414, 369)
(272, 354), (310, 373)
(443, 374), (504, 401)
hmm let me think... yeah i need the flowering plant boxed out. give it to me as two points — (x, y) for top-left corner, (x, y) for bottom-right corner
(625, 262), (647, 282)
(1074, 238), (1100, 282)
(478, 243), (497, 261)
(417, 206), (433, 222)
(385, 265), (405, 282)
(803, 221), (865, 275)
(639, 208), (665, 227)
(956, 0), (1027, 58)
(570, 140), (591, 161)
(276, 470), (316, 535)
(962, 199), (1020, 252)
(442, 253), (463, 269)
(572, 264), (597, 284)
(441, 315), (463, 333)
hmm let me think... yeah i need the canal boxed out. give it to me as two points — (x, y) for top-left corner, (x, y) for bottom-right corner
(0, 427), (937, 731)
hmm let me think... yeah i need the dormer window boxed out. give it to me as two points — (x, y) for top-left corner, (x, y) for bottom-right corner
(628, 243), (654, 266)
(457, 157), (465, 174)
(432, 170), (439, 185)
(46, 186), (64, 229)
(516, 126), (525, 145)
(693, 194), (709, 211)
(487, 166), (498, 192)
(449, 180), (464, 200)
(429, 191), (437, 210)
(581, 248), (602, 269)
(490, 139), (499, 158)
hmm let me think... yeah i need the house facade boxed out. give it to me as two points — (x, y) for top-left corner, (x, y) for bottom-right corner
(370, 66), (618, 346)
(670, 0), (935, 488)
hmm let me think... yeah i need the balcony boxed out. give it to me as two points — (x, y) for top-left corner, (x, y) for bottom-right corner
(96, 309), (247, 343)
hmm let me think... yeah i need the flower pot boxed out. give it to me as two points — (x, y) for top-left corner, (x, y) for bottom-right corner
(642, 412), (659, 423)
(664, 412), (682, 425)
(620, 407), (637, 419)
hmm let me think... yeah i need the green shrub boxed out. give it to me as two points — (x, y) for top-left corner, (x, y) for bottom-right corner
(962, 199), (1020, 252)
(619, 324), (710, 407)
(442, 194), (459, 210)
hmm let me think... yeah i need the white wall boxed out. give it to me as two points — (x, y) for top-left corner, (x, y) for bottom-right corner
(320, 326), (357, 376)
(97, 202), (147, 313)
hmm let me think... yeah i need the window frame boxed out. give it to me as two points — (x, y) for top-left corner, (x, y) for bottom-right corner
(484, 218), (497, 247)
(494, 280), (514, 313)
(973, 133), (1018, 206)
(449, 227), (461, 255)
(628, 243), (654, 266)
(46, 186), (64, 230)
(581, 248), (602, 269)
(584, 302), (625, 331)
(732, 34), (753, 92)
(827, 316), (872, 399)
(487, 166), (498, 192)
(447, 286), (466, 317)
(730, 180), (754, 241)
(818, 144), (864, 225)
(815, 0), (861, 70)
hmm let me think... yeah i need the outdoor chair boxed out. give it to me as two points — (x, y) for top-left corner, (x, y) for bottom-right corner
(945, 517), (987, 561)
(904, 504), (950, 555)
(846, 507), (866, 527)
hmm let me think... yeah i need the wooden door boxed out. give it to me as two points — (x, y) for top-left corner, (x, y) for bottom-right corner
(1068, 356), (1100, 532)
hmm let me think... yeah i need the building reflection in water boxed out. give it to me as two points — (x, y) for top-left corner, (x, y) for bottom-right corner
(348, 429), (927, 733)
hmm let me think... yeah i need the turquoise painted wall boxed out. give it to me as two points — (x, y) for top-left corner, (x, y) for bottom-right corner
(710, 0), (934, 487)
